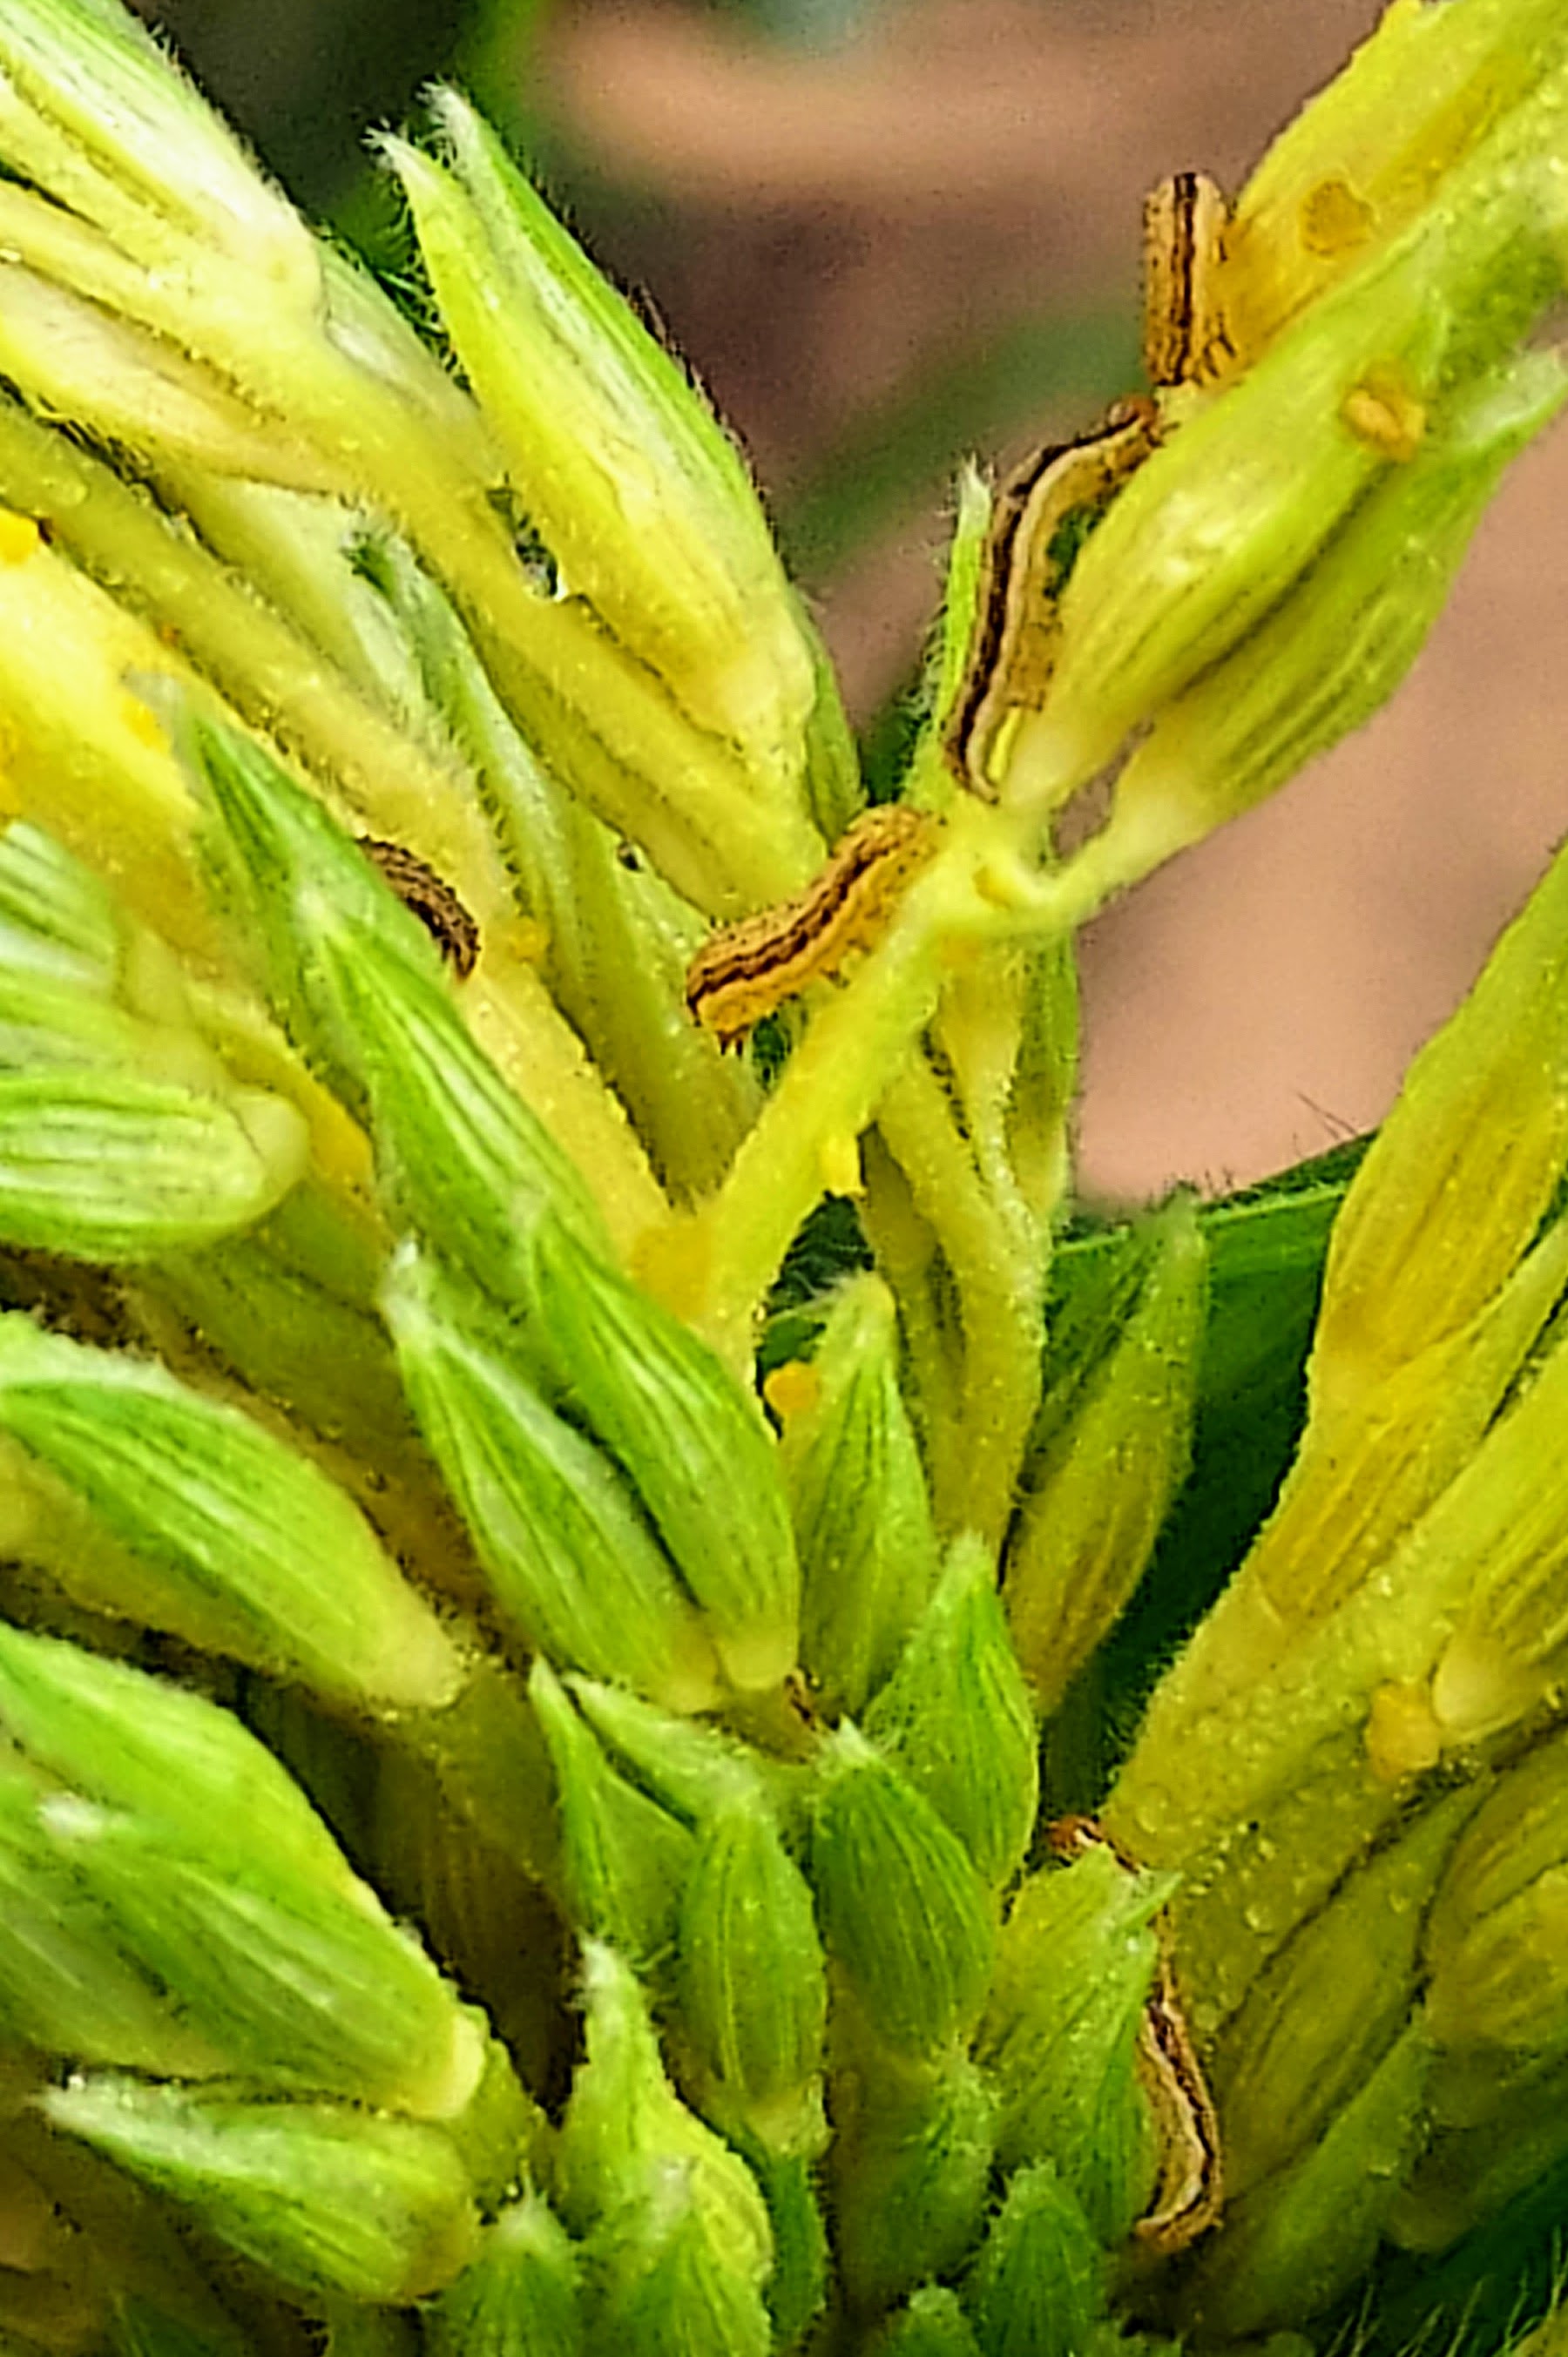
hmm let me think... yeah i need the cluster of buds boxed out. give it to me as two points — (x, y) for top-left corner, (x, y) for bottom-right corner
(0, 0), (1567, 2349)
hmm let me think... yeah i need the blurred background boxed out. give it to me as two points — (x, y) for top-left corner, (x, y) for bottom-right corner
(132, 0), (1568, 1206)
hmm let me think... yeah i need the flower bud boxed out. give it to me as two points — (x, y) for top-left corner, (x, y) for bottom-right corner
(966, 2162), (1106, 2357)
(832, 2047), (997, 2314)
(384, 95), (816, 783)
(168, 476), (429, 715)
(1144, 1720), (1403, 2042)
(0, 261), (337, 494)
(808, 1725), (995, 2059)
(0, 1759), (217, 2079)
(1111, 813), (1568, 1868)
(0, 0), (494, 494)
(181, 706), (607, 1269)
(872, 2286), (983, 2357)
(1004, 244), (1442, 805)
(150, 1193), (421, 1489)
(360, 537), (755, 1203)
(1130, 1280), (1568, 1937)
(555, 1943), (773, 2312)
(978, 1839), (1168, 2243)
(0, 962), (150, 1075)
(676, 1794), (828, 2149)
(0, 1628), (482, 2117)
(1180, 2024), (1430, 2341)
(1005, 106), (1568, 810)
(591, 2168), (773, 2357)
(324, 924), (614, 1273)
(0, 1620), (360, 1897)
(423, 2192), (585, 2357)
(442, 2026), (549, 2212)
(566, 1676), (780, 1825)
(1388, 2044), (1568, 2256)
(172, 693), (449, 1034)
(1424, 1728), (1568, 2055)
(1005, 1197), (1205, 1713)
(0, 1069), (308, 1261)
(530, 1660), (697, 1972)
(0, 520), (230, 969)
(39, 2077), (480, 2303)
(864, 1534), (1037, 1889)
(520, 1212), (801, 1695)
(1413, 1316), (1568, 1748)
(15, 1786), (479, 2117)
(743, 2142), (828, 2350)
(1148, 1207), (1568, 1750)
(1100, 351), (1568, 891)
(317, 240), (503, 469)
(1313, 817), (1568, 1395)
(1213, 1786), (1477, 2198)
(1221, 0), (1568, 359)
(0, 0), (318, 290)
(780, 1273), (940, 1718)
(0, 1309), (464, 1710)
(383, 1245), (720, 1712)
(0, 819), (121, 990)
(0, 202), (797, 929)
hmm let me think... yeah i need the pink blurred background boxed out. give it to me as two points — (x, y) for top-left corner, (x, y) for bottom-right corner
(152, 0), (1568, 1206)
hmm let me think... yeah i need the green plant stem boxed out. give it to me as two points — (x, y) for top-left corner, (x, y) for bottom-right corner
(687, 889), (947, 1371)
(935, 949), (1034, 1231)
(876, 1057), (1041, 1548)
(687, 793), (1154, 1368)
(859, 1131), (964, 1503)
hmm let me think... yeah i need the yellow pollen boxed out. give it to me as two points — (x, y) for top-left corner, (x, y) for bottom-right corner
(501, 916), (550, 964)
(119, 691), (170, 753)
(1299, 177), (1375, 258)
(0, 512), (40, 566)
(763, 1361), (821, 1424)
(1343, 365), (1426, 462)
(819, 1132), (863, 1197)
(1364, 1679), (1442, 1783)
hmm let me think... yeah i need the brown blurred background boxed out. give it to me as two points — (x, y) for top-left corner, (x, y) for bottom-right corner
(139, 0), (1568, 1205)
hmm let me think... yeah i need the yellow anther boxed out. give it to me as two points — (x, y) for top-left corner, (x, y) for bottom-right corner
(0, 512), (40, 566)
(762, 1361), (821, 1424)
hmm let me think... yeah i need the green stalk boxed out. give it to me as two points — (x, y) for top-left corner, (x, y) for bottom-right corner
(876, 1058), (1042, 1547)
